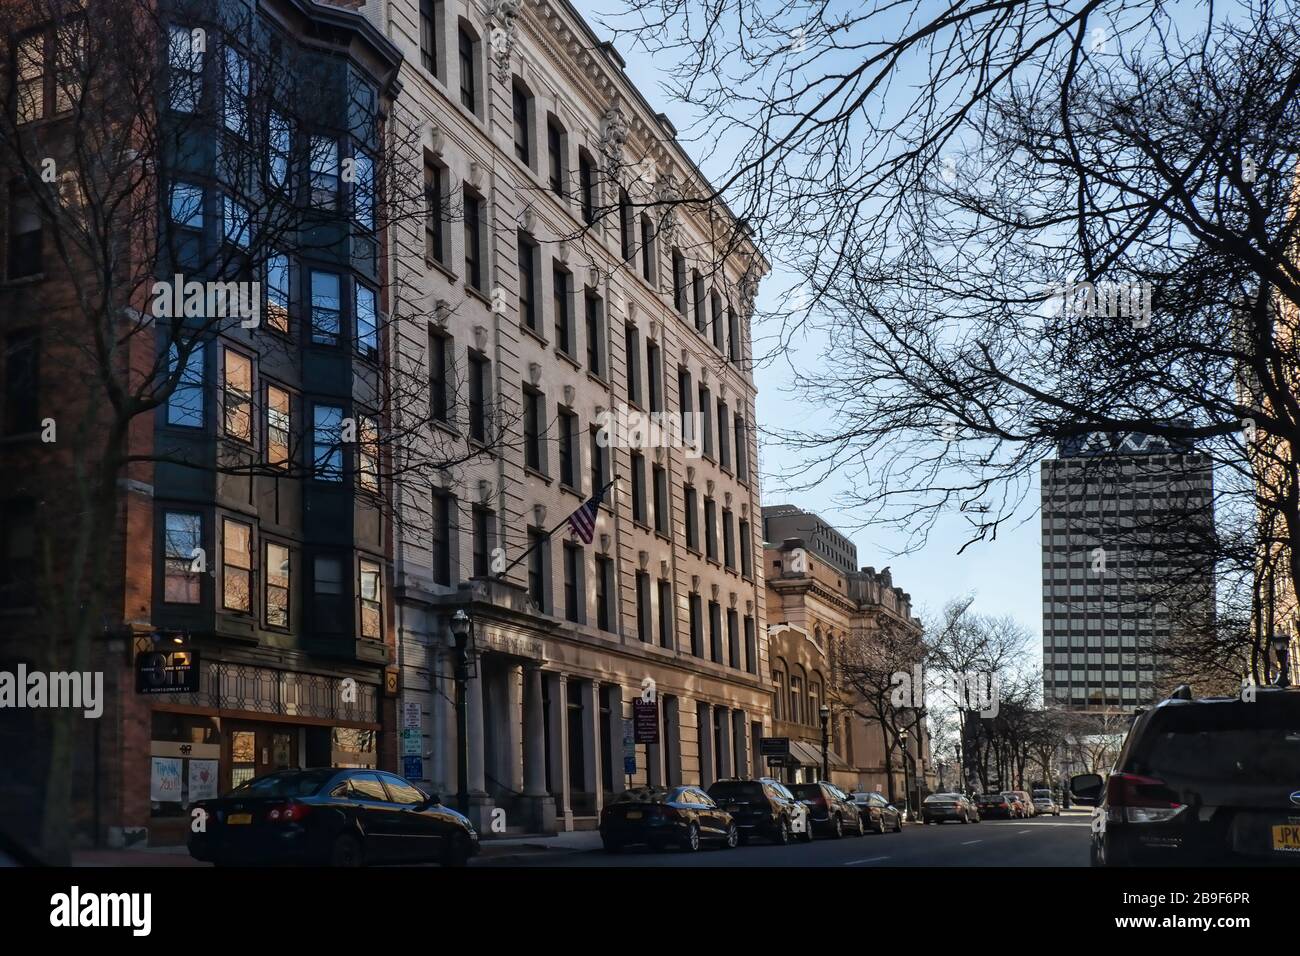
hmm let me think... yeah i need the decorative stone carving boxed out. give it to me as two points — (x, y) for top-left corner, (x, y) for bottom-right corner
(529, 362), (542, 385)
(473, 325), (489, 351)
(638, 550), (649, 569)
(534, 504), (547, 525)
(655, 169), (680, 245)
(487, 0), (521, 84)
(660, 559), (670, 578)
(563, 384), (575, 405)
(599, 95), (630, 171)
(478, 479), (493, 503)
(738, 264), (760, 318)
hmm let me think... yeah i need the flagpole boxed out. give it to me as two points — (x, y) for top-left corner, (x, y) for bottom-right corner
(494, 475), (621, 581)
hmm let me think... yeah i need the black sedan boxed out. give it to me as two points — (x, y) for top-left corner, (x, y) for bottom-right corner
(789, 781), (866, 837)
(188, 768), (479, 867)
(853, 790), (905, 832)
(600, 786), (739, 852)
(922, 792), (977, 824)
(707, 778), (802, 844)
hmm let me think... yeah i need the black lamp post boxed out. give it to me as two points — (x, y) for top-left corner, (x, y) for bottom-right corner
(1272, 632), (1292, 688)
(900, 728), (913, 821)
(450, 609), (473, 815)
(819, 704), (830, 782)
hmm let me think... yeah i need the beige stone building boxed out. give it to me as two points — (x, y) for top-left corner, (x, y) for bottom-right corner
(763, 509), (935, 810)
(363, 0), (769, 832)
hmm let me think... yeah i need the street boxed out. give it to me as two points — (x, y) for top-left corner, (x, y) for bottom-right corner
(478, 813), (1092, 867)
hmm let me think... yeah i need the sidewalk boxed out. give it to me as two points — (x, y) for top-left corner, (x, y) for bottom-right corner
(71, 845), (207, 867)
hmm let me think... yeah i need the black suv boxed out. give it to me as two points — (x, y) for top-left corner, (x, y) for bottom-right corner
(789, 781), (866, 837)
(1072, 686), (1300, 866)
(707, 778), (802, 845)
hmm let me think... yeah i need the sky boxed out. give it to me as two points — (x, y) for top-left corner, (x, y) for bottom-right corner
(569, 0), (1047, 641)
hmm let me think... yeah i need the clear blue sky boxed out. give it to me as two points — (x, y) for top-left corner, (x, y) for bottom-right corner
(570, 1), (1046, 641)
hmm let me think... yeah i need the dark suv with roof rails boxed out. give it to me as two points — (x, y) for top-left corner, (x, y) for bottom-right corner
(1072, 685), (1300, 866)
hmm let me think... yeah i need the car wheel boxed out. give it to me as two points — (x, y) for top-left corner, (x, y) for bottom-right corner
(442, 831), (473, 867)
(602, 839), (623, 854)
(330, 834), (364, 867)
(682, 821), (701, 852)
(723, 823), (739, 849)
(895, 815), (904, 832)
(777, 817), (791, 845)
(874, 813), (886, 834)
(832, 814), (844, 839)
(801, 819), (815, 843)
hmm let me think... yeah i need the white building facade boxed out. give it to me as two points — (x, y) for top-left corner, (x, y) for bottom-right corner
(369, 0), (769, 832)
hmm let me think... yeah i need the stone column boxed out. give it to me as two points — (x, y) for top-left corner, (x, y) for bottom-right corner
(731, 709), (748, 778)
(522, 664), (557, 832)
(664, 695), (682, 785)
(545, 672), (572, 829)
(505, 663), (524, 794)
(465, 652), (491, 829)
(604, 684), (625, 796)
(697, 701), (714, 788)
(646, 694), (664, 787)
(578, 678), (603, 816)
(717, 705), (732, 779)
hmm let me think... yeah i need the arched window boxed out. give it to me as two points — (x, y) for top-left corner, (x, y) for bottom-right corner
(772, 661), (787, 721)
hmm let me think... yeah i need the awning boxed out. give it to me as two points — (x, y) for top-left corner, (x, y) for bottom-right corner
(786, 739), (849, 772)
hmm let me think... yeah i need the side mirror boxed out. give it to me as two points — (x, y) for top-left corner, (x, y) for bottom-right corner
(1070, 773), (1104, 805)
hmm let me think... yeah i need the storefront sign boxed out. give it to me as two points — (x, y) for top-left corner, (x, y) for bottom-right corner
(759, 736), (790, 758)
(135, 649), (200, 695)
(188, 759), (219, 801)
(402, 755), (423, 781)
(477, 631), (544, 660)
(150, 757), (183, 802)
(632, 699), (659, 744)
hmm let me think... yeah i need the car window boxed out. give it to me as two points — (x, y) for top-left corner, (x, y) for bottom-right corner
(871, 794), (888, 807)
(225, 769), (334, 798)
(347, 772), (390, 802)
(1128, 702), (1300, 787)
(770, 782), (796, 800)
(709, 781), (764, 800)
(379, 774), (426, 805)
(614, 787), (667, 804)
(692, 789), (717, 807)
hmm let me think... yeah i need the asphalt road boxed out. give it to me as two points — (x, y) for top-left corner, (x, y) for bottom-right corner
(482, 813), (1093, 867)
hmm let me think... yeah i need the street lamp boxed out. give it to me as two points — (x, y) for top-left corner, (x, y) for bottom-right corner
(819, 704), (830, 781)
(1271, 632), (1292, 688)
(899, 728), (913, 822)
(450, 609), (474, 815)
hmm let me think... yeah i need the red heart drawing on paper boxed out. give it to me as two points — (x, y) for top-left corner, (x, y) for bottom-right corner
(199, 769), (210, 783)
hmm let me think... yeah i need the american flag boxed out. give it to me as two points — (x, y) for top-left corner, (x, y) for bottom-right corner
(566, 481), (611, 544)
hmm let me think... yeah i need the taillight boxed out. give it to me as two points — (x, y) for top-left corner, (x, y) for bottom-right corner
(1105, 773), (1185, 824)
(267, 801), (311, 823)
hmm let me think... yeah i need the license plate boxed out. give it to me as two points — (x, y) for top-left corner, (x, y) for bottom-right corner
(1271, 824), (1300, 852)
(227, 813), (252, 825)
(625, 811), (642, 820)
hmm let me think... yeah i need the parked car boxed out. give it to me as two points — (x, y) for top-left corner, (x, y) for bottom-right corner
(922, 792), (977, 824)
(762, 778), (814, 842)
(187, 768), (479, 867)
(1007, 790), (1037, 816)
(1003, 791), (1030, 818)
(600, 785), (738, 852)
(1073, 685), (1300, 866)
(851, 791), (904, 832)
(707, 778), (807, 845)
(1032, 789), (1061, 816)
(789, 781), (866, 837)
(975, 792), (1017, 818)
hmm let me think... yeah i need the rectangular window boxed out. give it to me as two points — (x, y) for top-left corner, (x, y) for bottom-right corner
(693, 272), (706, 332)
(312, 404), (343, 480)
(677, 367), (693, 443)
(618, 189), (633, 263)
(727, 607), (739, 668)
(704, 497), (717, 562)
(269, 112), (292, 190)
(473, 506), (493, 577)
(585, 289), (603, 375)
(512, 82), (531, 164)
(717, 401), (730, 469)
(167, 25), (202, 113)
(657, 579), (673, 649)
(222, 349), (253, 443)
(310, 271), (341, 345)
(672, 249), (686, 314)
(265, 542), (290, 627)
(309, 136), (340, 209)
(711, 290), (724, 350)
(267, 385), (290, 468)
(596, 555), (614, 632)
(640, 214), (654, 281)
(646, 340), (662, 412)
(524, 387), (544, 473)
(684, 485), (698, 551)
(625, 324), (640, 404)
(528, 528), (548, 611)
(352, 151), (376, 231)
(222, 517), (252, 613)
(419, 0), (439, 74)
(744, 615), (757, 673)
(359, 559), (382, 639)
(699, 385), (713, 456)
(468, 353), (489, 442)
(6, 186), (43, 279)
(563, 541), (582, 623)
(15, 34), (45, 124)
(358, 416), (380, 494)
(728, 306), (741, 363)
(163, 511), (201, 604)
(709, 600), (722, 663)
(558, 408), (577, 488)
(463, 187), (483, 291)
(547, 118), (566, 196)
(314, 556), (344, 595)
(635, 571), (651, 643)
(431, 492), (451, 585)
(222, 195), (251, 250)
(652, 465), (668, 535)
(589, 425), (607, 492)
(518, 232), (538, 330)
(355, 284), (378, 357)
(222, 45), (249, 137)
(722, 508), (735, 569)
(166, 341), (203, 429)
(428, 330), (448, 423)
(425, 162), (446, 263)
(458, 27), (477, 113)
(739, 518), (752, 579)
(579, 151), (595, 224)
(266, 255), (290, 333)
(688, 593), (702, 656)
(553, 266), (572, 353)
(631, 452), (646, 525)
(734, 415), (749, 481)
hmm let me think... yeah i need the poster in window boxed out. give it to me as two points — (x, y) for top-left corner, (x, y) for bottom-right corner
(188, 758), (219, 801)
(151, 757), (183, 803)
